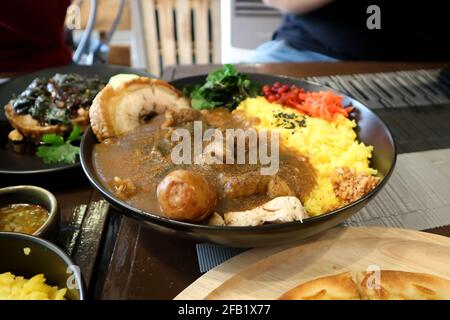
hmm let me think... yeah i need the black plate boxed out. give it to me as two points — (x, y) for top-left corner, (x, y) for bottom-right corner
(0, 64), (153, 175)
(80, 74), (397, 247)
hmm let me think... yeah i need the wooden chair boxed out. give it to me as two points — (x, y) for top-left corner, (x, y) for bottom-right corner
(131, 0), (222, 76)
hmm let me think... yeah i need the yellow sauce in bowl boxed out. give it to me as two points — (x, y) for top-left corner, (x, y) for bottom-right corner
(0, 204), (49, 234)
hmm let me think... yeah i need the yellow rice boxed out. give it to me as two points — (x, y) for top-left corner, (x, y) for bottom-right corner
(0, 272), (66, 300)
(235, 96), (377, 216)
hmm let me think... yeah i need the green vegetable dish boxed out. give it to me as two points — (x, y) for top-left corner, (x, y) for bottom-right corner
(183, 64), (260, 110)
(4, 73), (105, 165)
(36, 125), (82, 165)
(12, 73), (104, 125)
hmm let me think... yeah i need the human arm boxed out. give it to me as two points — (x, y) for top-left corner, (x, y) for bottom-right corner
(263, 0), (334, 14)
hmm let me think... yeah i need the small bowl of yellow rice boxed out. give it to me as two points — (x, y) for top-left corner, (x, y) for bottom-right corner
(0, 232), (85, 300)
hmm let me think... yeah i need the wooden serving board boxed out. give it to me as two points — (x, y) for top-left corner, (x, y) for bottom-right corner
(175, 227), (450, 300)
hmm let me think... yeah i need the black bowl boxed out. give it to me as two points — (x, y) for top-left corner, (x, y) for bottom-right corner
(80, 74), (396, 247)
(0, 232), (85, 300)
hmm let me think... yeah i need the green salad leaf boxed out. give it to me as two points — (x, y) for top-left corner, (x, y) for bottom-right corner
(36, 125), (82, 164)
(183, 64), (260, 110)
(67, 124), (82, 143)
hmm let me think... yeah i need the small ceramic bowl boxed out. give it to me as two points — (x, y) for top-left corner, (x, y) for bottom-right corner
(0, 185), (59, 239)
(0, 232), (85, 300)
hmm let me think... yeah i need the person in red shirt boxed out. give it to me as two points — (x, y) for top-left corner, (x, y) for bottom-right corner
(0, 0), (72, 72)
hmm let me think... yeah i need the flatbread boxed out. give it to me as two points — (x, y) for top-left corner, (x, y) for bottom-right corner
(278, 272), (360, 300)
(356, 270), (450, 300)
(279, 270), (450, 300)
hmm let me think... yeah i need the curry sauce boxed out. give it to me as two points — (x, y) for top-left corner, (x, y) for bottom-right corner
(0, 204), (49, 234)
(93, 108), (316, 220)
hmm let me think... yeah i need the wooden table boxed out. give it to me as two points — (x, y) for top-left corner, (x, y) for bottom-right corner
(2, 61), (450, 300)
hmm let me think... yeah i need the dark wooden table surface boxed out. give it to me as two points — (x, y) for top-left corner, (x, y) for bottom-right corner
(2, 61), (450, 300)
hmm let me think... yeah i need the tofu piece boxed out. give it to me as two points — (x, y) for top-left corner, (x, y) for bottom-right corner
(224, 196), (308, 227)
(208, 212), (226, 226)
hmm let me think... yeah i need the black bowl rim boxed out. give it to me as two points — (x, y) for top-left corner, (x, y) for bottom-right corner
(80, 73), (397, 232)
(0, 185), (59, 237)
(0, 231), (85, 300)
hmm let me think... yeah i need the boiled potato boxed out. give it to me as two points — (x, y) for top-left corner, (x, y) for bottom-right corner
(157, 170), (217, 222)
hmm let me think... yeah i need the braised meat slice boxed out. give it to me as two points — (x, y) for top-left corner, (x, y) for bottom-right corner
(220, 173), (296, 199)
(162, 108), (202, 128)
(267, 176), (295, 197)
(219, 172), (270, 199)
